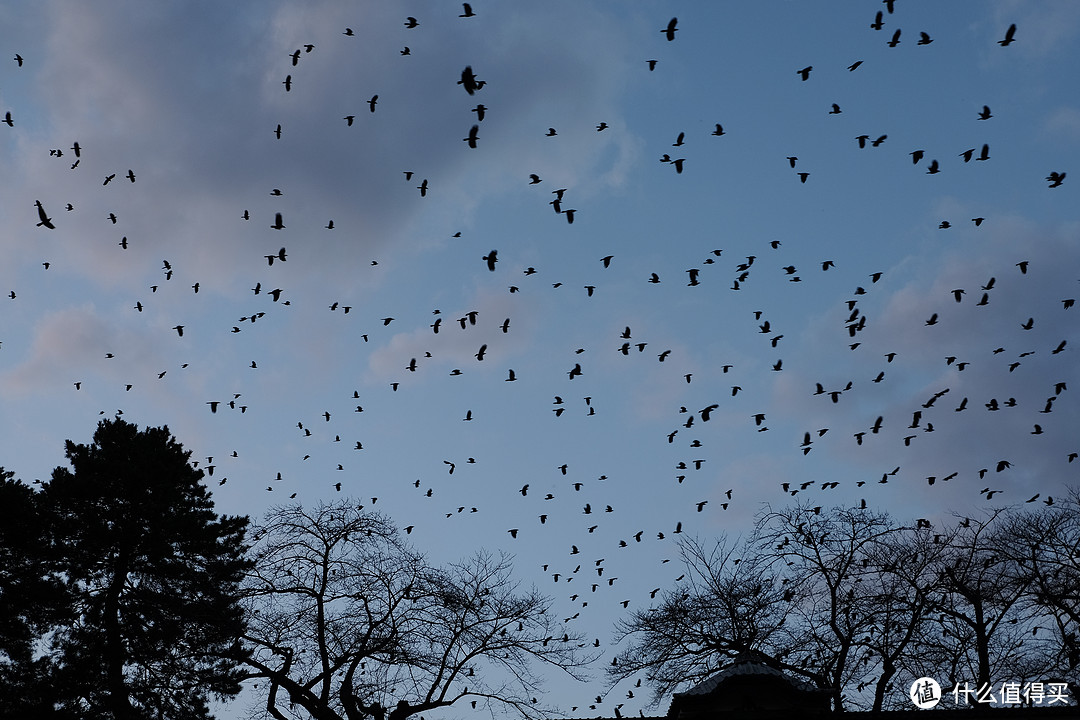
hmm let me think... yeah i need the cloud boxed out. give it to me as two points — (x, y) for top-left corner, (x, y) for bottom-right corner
(1, 304), (165, 392)
(759, 214), (1080, 514)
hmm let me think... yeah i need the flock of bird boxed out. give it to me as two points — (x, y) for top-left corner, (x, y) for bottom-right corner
(3, 2), (1076, 715)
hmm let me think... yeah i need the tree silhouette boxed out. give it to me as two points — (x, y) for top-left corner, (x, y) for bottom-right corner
(0, 468), (71, 716)
(1004, 490), (1080, 675)
(241, 501), (596, 720)
(753, 504), (908, 711)
(609, 535), (801, 705)
(918, 509), (1037, 705)
(610, 500), (1079, 710)
(37, 418), (251, 719)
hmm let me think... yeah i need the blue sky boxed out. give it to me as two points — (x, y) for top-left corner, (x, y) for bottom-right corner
(2, 1), (1079, 716)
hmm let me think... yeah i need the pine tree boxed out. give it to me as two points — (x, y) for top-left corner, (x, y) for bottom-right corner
(0, 468), (71, 717)
(40, 418), (251, 719)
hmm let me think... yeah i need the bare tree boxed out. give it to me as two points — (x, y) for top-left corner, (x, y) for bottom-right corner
(922, 509), (1040, 705)
(857, 521), (947, 710)
(609, 535), (807, 704)
(994, 491), (1080, 692)
(753, 503), (906, 710)
(609, 501), (1079, 711)
(241, 501), (594, 720)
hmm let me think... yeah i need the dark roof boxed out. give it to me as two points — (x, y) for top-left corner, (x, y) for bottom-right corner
(674, 656), (819, 698)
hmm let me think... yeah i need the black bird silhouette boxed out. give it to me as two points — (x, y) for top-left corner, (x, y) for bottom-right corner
(1046, 171), (1066, 188)
(282, 75), (292, 91)
(797, 66), (812, 81)
(978, 105), (992, 120)
(483, 250), (498, 271)
(368, 95), (378, 112)
(999, 23), (1017, 46)
(271, 213), (285, 230)
(460, 3), (475, 18)
(662, 17), (678, 41)
(459, 66), (483, 95)
(464, 124), (479, 148)
(918, 31), (932, 45)
(35, 200), (55, 229)
(887, 28), (901, 47)
(404, 17), (418, 28)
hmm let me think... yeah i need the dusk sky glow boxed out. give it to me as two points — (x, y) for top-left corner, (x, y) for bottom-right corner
(1, 2), (1079, 716)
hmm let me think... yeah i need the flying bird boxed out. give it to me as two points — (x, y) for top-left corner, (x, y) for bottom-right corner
(464, 124), (479, 148)
(459, 66), (483, 95)
(35, 200), (55, 229)
(662, 17), (678, 41)
(999, 23), (1017, 46)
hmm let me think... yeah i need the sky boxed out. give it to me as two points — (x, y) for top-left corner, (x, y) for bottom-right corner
(1, 0), (1078, 716)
